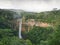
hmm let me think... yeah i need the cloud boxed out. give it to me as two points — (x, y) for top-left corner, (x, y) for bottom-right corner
(0, 0), (13, 9)
(0, 0), (60, 12)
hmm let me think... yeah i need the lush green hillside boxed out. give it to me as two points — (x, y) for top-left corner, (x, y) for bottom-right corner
(22, 9), (60, 26)
(0, 9), (60, 29)
(0, 9), (60, 45)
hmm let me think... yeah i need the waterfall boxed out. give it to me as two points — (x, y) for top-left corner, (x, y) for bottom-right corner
(18, 19), (22, 38)
(12, 9), (22, 38)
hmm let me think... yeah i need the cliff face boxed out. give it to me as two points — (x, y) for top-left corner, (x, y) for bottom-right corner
(12, 18), (51, 32)
(21, 19), (51, 32)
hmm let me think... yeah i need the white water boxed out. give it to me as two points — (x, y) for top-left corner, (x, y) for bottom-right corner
(18, 19), (22, 38)
(12, 10), (22, 38)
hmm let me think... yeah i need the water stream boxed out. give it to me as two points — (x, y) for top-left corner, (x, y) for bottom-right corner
(18, 19), (22, 38)
(13, 10), (22, 38)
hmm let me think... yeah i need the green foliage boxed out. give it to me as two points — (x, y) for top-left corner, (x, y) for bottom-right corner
(25, 39), (32, 45)
(0, 9), (14, 29)
(0, 29), (32, 45)
(27, 26), (54, 45)
(0, 37), (11, 45)
(48, 25), (60, 45)
(0, 9), (60, 45)
(0, 37), (32, 45)
(0, 29), (18, 39)
(22, 10), (60, 25)
(10, 37), (32, 45)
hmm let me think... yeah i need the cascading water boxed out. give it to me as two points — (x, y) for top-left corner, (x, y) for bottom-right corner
(13, 10), (22, 38)
(18, 19), (22, 38)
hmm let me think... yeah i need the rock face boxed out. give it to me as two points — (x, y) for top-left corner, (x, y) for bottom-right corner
(26, 19), (50, 27)
(21, 19), (51, 32)
(12, 19), (51, 32)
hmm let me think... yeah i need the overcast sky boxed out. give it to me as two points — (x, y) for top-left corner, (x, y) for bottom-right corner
(0, 0), (60, 12)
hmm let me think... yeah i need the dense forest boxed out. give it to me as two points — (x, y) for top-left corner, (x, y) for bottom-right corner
(0, 9), (60, 45)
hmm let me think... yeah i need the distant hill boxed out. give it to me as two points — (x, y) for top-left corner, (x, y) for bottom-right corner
(22, 9), (60, 26)
(0, 9), (60, 29)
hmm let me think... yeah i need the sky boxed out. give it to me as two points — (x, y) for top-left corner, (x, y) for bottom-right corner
(0, 0), (60, 12)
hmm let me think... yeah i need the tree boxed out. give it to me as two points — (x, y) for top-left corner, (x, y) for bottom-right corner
(0, 9), (14, 29)
(48, 25), (60, 45)
(0, 36), (32, 45)
(27, 26), (54, 45)
(0, 29), (32, 45)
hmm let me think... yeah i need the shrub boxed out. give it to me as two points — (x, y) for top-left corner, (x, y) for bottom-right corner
(27, 26), (54, 45)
